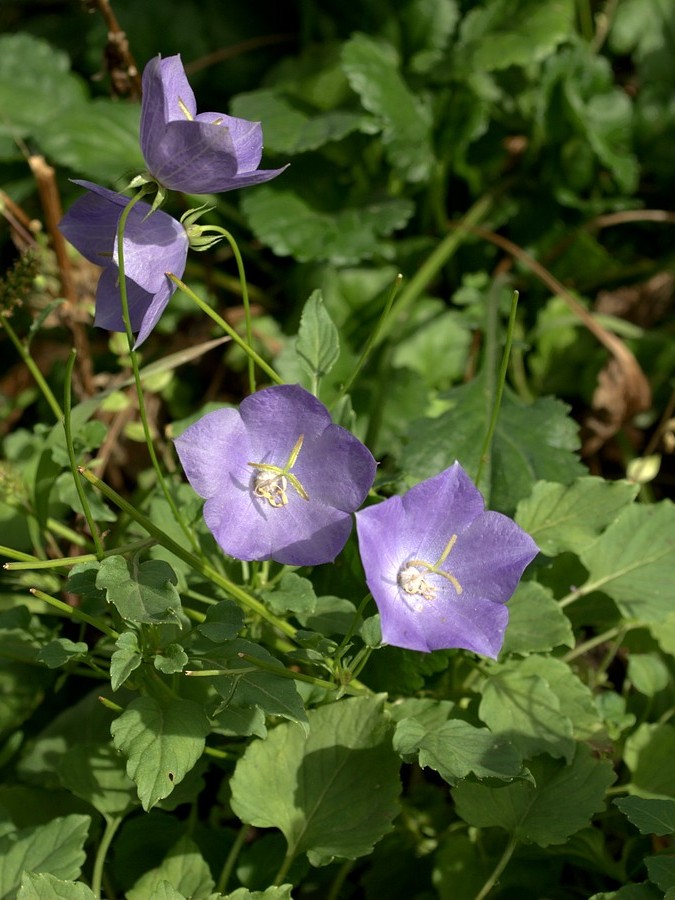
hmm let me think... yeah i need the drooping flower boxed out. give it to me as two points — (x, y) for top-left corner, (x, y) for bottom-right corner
(174, 384), (377, 566)
(139, 54), (287, 194)
(355, 463), (539, 657)
(58, 180), (188, 347)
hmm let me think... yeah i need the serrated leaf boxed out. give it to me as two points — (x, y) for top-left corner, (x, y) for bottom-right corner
(196, 602), (244, 643)
(615, 796), (675, 836)
(401, 377), (584, 514)
(231, 88), (375, 154)
(0, 815), (91, 898)
(479, 661), (575, 761)
(224, 887), (294, 900)
(57, 742), (137, 818)
(458, 0), (575, 71)
(342, 33), (434, 182)
(212, 705), (267, 739)
(242, 186), (414, 265)
(37, 639), (88, 669)
(294, 291), (340, 385)
(110, 632), (143, 692)
(452, 744), (614, 846)
(393, 717), (523, 784)
(230, 695), (400, 867)
(202, 638), (307, 728)
(111, 696), (209, 810)
(501, 582), (574, 655)
(624, 723), (675, 798)
(515, 477), (639, 556)
(646, 856), (675, 892)
(96, 556), (182, 625)
(578, 501), (675, 623)
(126, 836), (214, 900)
(18, 872), (96, 899)
(261, 573), (317, 617)
(154, 644), (188, 675)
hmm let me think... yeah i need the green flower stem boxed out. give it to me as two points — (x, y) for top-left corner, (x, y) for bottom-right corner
(79, 467), (298, 639)
(327, 860), (355, 900)
(167, 273), (283, 386)
(116, 193), (200, 554)
(4, 537), (157, 571)
(374, 192), (494, 346)
(475, 289), (519, 487)
(0, 311), (63, 421)
(30, 587), (119, 639)
(91, 813), (125, 899)
(562, 624), (633, 663)
(196, 225), (256, 393)
(0, 545), (38, 563)
(64, 349), (105, 558)
(236, 651), (341, 692)
(97, 695), (124, 713)
(216, 823), (250, 896)
(473, 834), (519, 900)
(273, 851), (296, 887)
(46, 517), (90, 547)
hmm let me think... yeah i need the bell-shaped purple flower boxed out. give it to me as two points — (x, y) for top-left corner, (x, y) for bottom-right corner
(140, 54), (287, 194)
(58, 180), (188, 347)
(355, 463), (539, 657)
(174, 384), (377, 566)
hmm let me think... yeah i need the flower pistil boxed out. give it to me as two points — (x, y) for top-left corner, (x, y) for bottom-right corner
(397, 533), (463, 602)
(248, 434), (309, 508)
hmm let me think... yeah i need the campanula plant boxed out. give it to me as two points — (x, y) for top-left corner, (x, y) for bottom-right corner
(356, 462), (539, 656)
(175, 383), (376, 565)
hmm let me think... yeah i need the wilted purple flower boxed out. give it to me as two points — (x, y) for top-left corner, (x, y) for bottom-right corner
(174, 384), (377, 566)
(355, 463), (539, 657)
(58, 180), (188, 347)
(140, 54), (287, 194)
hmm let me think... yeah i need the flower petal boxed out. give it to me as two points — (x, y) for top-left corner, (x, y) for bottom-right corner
(140, 54), (197, 162)
(174, 407), (249, 500)
(142, 120), (239, 193)
(195, 114), (263, 172)
(113, 204), (188, 294)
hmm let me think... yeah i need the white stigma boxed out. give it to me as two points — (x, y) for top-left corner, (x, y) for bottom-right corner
(253, 471), (289, 508)
(398, 564), (436, 602)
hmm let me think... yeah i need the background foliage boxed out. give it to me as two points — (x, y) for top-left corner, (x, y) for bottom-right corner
(1, 0), (674, 898)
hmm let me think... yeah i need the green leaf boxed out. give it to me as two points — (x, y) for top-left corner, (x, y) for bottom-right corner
(393, 717), (523, 784)
(154, 644), (188, 676)
(0, 815), (91, 898)
(261, 573), (317, 617)
(615, 796), (675, 836)
(390, 301), (471, 391)
(96, 556), (182, 625)
(342, 33), (434, 182)
(230, 695), (400, 866)
(18, 872), (96, 899)
(37, 639), (88, 670)
(196, 601), (244, 643)
(126, 836), (214, 900)
(452, 744), (614, 846)
(627, 653), (671, 696)
(401, 378), (584, 513)
(578, 501), (675, 623)
(624, 723), (675, 798)
(40, 101), (145, 182)
(401, 0), (460, 73)
(515, 477), (639, 556)
(646, 856), (675, 892)
(201, 638), (308, 728)
(478, 660), (575, 761)
(57, 743), (137, 818)
(231, 88), (375, 154)
(501, 582), (574, 655)
(110, 632), (143, 692)
(223, 887), (294, 900)
(111, 696), (209, 810)
(242, 186), (414, 265)
(0, 34), (85, 139)
(294, 291), (340, 386)
(458, 0), (575, 71)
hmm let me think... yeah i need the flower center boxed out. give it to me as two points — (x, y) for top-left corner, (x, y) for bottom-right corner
(248, 434), (309, 509)
(397, 534), (463, 602)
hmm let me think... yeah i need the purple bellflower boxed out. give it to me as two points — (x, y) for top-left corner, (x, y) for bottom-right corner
(174, 384), (377, 566)
(355, 462), (539, 657)
(58, 180), (188, 348)
(140, 54), (287, 194)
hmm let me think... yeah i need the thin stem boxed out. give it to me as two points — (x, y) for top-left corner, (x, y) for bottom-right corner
(0, 312), (63, 420)
(64, 349), (105, 558)
(473, 834), (518, 900)
(91, 814), (125, 898)
(273, 851), (296, 887)
(30, 588), (118, 639)
(115, 193), (200, 553)
(168, 273), (283, 386)
(0, 546), (39, 563)
(327, 860), (355, 900)
(562, 624), (630, 663)
(236, 651), (340, 692)
(5, 537), (156, 570)
(475, 290), (519, 486)
(79, 468), (297, 638)
(216, 824), (249, 895)
(46, 517), (91, 547)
